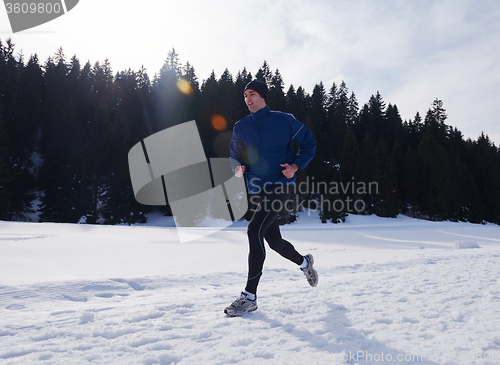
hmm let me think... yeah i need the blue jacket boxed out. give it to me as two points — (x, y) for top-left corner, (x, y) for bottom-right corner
(229, 106), (316, 194)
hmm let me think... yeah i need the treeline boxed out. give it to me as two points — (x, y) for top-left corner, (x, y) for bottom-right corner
(1, 39), (499, 225)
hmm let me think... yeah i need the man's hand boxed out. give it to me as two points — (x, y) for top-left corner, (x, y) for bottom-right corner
(235, 165), (246, 177)
(281, 163), (298, 179)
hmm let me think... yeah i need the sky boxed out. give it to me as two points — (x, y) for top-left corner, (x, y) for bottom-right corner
(1, 0), (500, 144)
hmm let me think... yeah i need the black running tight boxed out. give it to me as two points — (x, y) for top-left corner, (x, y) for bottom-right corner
(245, 184), (303, 294)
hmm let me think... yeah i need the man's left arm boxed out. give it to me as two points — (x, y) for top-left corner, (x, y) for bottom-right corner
(290, 118), (317, 171)
(229, 123), (247, 174)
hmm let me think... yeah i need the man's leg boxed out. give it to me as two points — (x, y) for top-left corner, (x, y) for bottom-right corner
(245, 185), (303, 294)
(245, 193), (272, 294)
(262, 185), (303, 264)
(264, 217), (303, 265)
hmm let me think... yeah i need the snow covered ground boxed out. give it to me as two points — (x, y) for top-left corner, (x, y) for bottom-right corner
(1, 212), (500, 364)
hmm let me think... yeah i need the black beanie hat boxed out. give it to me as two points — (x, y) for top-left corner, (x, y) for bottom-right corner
(244, 80), (268, 102)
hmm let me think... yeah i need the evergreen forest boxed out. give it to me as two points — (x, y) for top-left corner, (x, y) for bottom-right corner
(1, 39), (499, 225)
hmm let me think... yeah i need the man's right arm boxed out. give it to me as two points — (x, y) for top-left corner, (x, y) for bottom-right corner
(229, 123), (246, 176)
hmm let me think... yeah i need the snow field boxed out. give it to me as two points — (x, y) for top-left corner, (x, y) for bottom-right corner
(1, 214), (500, 364)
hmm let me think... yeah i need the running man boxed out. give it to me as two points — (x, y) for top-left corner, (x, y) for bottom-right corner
(225, 80), (318, 316)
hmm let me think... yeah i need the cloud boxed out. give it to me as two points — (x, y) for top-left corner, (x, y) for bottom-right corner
(261, 0), (500, 143)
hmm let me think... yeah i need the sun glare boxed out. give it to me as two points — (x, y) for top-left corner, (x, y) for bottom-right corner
(177, 79), (193, 95)
(211, 115), (227, 131)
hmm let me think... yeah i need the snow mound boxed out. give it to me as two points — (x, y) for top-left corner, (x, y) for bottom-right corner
(454, 240), (481, 249)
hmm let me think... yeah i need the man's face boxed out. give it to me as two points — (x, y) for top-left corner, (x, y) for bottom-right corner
(244, 89), (266, 113)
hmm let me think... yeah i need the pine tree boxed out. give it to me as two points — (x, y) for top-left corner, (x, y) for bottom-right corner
(212, 69), (239, 157)
(403, 147), (421, 217)
(132, 65), (154, 141)
(284, 84), (296, 114)
(390, 141), (406, 213)
(309, 82), (327, 133)
(196, 70), (229, 157)
(0, 97), (10, 218)
(358, 132), (376, 213)
(298, 83), (322, 191)
(417, 132), (453, 220)
(372, 137), (400, 217)
(162, 48), (180, 77)
(85, 60), (117, 222)
(255, 60), (272, 85)
(308, 82), (328, 169)
(423, 98), (448, 145)
(268, 69), (286, 111)
(101, 106), (146, 224)
(153, 50), (183, 131)
(325, 128), (361, 222)
(467, 133), (500, 223)
(182, 61), (199, 91)
(347, 92), (359, 127)
(0, 39), (19, 118)
(355, 92), (386, 143)
(294, 86), (309, 124)
(1, 48), (40, 220)
(13, 54), (43, 159)
(383, 104), (404, 151)
(326, 81), (349, 159)
(404, 112), (423, 151)
(177, 61), (200, 125)
(235, 68), (253, 119)
(39, 55), (66, 154)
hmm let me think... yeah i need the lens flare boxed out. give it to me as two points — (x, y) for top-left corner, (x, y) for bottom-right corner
(213, 131), (232, 157)
(211, 115), (227, 131)
(177, 79), (193, 95)
(246, 147), (259, 164)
